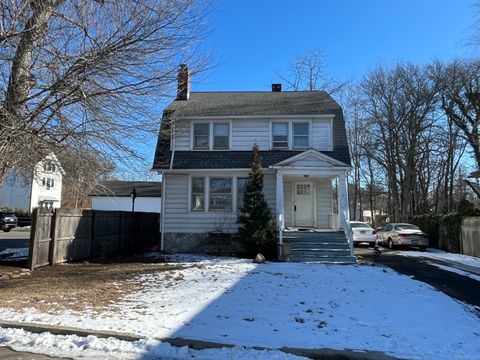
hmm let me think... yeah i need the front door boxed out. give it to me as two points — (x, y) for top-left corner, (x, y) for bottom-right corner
(294, 182), (314, 227)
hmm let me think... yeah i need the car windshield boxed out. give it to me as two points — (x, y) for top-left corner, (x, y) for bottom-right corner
(350, 222), (372, 229)
(394, 224), (419, 231)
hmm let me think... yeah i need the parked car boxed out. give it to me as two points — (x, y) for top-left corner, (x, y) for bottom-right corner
(349, 221), (377, 246)
(376, 223), (429, 251)
(0, 211), (18, 232)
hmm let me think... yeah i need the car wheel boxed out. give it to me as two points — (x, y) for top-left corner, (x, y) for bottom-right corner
(419, 246), (427, 252)
(3, 228), (10, 232)
(388, 238), (395, 250)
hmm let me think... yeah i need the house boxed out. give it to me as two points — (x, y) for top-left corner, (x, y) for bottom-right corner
(89, 181), (162, 213)
(0, 153), (64, 212)
(152, 65), (353, 262)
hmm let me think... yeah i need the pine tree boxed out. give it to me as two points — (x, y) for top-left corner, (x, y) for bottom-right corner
(237, 143), (277, 258)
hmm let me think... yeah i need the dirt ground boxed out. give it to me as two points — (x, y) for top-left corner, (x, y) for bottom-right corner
(0, 254), (185, 314)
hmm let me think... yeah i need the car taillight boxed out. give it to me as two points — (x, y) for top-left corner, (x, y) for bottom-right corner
(398, 233), (409, 237)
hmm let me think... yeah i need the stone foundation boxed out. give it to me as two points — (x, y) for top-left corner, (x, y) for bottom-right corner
(163, 233), (243, 254)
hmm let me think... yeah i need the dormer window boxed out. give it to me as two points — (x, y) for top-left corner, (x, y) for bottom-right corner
(193, 123), (209, 149)
(272, 122), (289, 149)
(293, 122), (309, 149)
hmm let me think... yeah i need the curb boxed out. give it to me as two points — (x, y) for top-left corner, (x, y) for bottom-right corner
(0, 320), (403, 360)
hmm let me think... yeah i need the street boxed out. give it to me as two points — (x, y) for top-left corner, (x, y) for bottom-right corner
(0, 229), (30, 250)
(355, 246), (480, 308)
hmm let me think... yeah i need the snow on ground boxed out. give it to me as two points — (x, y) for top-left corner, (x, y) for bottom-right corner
(0, 248), (28, 258)
(0, 328), (304, 360)
(1, 254), (479, 360)
(398, 248), (480, 270)
(424, 261), (480, 282)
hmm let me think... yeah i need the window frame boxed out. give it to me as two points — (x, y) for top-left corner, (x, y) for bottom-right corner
(208, 176), (233, 212)
(192, 123), (210, 150)
(236, 177), (250, 211)
(212, 122), (231, 150)
(190, 176), (206, 212)
(271, 122), (289, 149)
(292, 122), (310, 149)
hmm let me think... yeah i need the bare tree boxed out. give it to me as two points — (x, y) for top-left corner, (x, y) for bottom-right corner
(278, 49), (346, 94)
(0, 0), (211, 178)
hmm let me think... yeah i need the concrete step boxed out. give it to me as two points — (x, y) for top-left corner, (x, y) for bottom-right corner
(288, 242), (351, 250)
(291, 250), (352, 257)
(284, 237), (348, 243)
(289, 256), (356, 264)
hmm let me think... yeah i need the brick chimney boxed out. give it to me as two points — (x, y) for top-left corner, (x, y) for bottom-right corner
(272, 83), (282, 92)
(177, 64), (190, 100)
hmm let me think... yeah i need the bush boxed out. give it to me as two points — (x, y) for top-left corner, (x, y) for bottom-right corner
(412, 213), (463, 252)
(236, 144), (277, 259)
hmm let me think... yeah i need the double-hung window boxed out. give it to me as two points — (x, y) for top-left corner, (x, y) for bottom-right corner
(272, 122), (289, 149)
(236, 177), (249, 211)
(191, 177), (205, 211)
(213, 123), (230, 149)
(209, 177), (232, 211)
(293, 122), (309, 149)
(193, 124), (209, 149)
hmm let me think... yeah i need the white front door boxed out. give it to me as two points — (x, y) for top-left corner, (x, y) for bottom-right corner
(294, 182), (314, 227)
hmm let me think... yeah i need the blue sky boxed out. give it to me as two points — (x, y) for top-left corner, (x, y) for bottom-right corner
(194, 0), (476, 91)
(134, 0), (477, 179)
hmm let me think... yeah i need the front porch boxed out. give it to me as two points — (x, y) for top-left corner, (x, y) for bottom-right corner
(270, 150), (353, 262)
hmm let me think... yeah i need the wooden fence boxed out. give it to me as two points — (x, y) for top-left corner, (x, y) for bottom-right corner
(28, 208), (160, 270)
(461, 217), (480, 258)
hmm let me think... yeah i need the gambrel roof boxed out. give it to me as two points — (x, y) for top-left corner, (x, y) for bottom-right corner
(152, 90), (351, 170)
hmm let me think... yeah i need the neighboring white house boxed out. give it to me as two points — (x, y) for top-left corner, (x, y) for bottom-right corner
(152, 65), (353, 261)
(0, 153), (64, 212)
(89, 181), (162, 213)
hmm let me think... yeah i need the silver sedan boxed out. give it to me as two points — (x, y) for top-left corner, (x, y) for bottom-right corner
(376, 223), (429, 251)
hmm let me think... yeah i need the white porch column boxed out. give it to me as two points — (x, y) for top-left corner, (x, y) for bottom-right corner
(275, 172), (285, 245)
(337, 173), (353, 253)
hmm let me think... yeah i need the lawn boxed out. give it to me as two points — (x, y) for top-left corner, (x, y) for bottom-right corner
(0, 253), (479, 359)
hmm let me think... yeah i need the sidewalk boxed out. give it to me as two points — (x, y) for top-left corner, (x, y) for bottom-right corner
(0, 320), (403, 360)
(0, 347), (68, 360)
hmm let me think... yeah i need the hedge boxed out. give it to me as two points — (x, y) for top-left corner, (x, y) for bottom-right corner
(412, 213), (463, 252)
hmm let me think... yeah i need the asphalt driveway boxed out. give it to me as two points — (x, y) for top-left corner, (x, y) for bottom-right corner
(355, 246), (480, 308)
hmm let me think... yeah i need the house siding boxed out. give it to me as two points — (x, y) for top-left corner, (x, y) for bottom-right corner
(172, 118), (334, 151)
(283, 177), (332, 228)
(163, 173), (276, 234)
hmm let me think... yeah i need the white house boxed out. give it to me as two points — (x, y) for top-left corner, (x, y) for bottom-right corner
(152, 65), (353, 262)
(0, 153), (64, 212)
(89, 181), (162, 213)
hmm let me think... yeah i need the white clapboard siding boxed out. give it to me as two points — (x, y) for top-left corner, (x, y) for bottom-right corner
(282, 177), (331, 228)
(172, 118), (333, 151)
(164, 173), (276, 234)
(316, 178), (332, 227)
(231, 120), (270, 150)
(172, 120), (191, 150)
(312, 119), (333, 151)
(283, 178), (293, 227)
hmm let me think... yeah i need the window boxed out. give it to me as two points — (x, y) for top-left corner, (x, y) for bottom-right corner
(43, 178), (54, 190)
(193, 124), (209, 149)
(213, 123), (230, 149)
(237, 177), (249, 211)
(293, 122), (309, 149)
(209, 177), (232, 211)
(272, 122), (289, 149)
(191, 177), (205, 211)
(296, 183), (311, 195)
(43, 162), (56, 172)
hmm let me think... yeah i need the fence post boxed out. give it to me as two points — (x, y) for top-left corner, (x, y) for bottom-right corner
(27, 208), (39, 271)
(48, 209), (58, 265)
